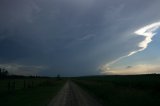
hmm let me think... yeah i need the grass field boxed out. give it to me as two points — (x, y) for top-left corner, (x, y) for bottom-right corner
(74, 74), (160, 106)
(0, 78), (66, 106)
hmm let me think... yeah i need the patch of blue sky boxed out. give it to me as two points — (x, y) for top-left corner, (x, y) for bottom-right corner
(112, 30), (160, 68)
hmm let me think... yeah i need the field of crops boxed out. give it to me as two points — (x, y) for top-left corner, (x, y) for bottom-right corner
(0, 78), (66, 106)
(74, 74), (160, 106)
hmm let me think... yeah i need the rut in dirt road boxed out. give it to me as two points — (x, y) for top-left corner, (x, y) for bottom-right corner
(48, 81), (102, 106)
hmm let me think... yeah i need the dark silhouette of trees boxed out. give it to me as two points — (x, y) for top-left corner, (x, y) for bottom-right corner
(57, 74), (61, 80)
(0, 68), (9, 79)
(0, 67), (52, 79)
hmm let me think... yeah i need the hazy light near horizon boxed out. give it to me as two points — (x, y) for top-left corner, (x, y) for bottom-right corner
(101, 22), (160, 74)
(102, 64), (160, 75)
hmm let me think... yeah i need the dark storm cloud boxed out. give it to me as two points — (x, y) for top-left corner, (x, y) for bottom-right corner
(0, 0), (160, 76)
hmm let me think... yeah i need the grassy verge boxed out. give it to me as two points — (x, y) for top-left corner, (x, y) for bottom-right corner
(0, 79), (66, 106)
(74, 75), (160, 106)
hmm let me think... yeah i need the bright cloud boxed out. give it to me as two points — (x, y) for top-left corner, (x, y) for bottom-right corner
(101, 22), (160, 73)
(135, 22), (160, 50)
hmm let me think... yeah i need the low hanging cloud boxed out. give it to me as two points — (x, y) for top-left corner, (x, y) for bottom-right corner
(102, 64), (160, 75)
(0, 64), (45, 75)
(101, 22), (160, 73)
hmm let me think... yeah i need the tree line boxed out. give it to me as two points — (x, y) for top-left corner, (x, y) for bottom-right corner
(0, 68), (9, 79)
(0, 67), (51, 79)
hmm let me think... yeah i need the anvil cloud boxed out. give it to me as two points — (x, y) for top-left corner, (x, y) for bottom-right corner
(0, 0), (160, 76)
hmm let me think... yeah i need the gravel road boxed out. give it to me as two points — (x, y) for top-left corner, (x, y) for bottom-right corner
(48, 80), (102, 106)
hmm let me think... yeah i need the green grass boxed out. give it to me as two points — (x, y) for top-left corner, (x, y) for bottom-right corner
(0, 78), (51, 93)
(0, 79), (66, 106)
(74, 75), (160, 106)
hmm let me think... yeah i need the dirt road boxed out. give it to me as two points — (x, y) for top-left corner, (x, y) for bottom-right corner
(48, 80), (102, 106)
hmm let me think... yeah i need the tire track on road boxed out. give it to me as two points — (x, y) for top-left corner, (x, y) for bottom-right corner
(48, 80), (102, 106)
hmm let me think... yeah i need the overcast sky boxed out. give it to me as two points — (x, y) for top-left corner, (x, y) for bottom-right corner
(0, 0), (160, 76)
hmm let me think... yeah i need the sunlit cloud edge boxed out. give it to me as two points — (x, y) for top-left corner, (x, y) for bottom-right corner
(101, 21), (160, 74)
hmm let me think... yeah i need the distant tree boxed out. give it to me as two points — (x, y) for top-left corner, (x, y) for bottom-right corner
(0, 68), (2, 78)
(0, 67), (9, 79)
(57, 74), (61, 80)
(3, 70), (9, 76)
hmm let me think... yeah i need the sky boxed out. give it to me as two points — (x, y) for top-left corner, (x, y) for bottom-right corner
(0, 0), (160, 76)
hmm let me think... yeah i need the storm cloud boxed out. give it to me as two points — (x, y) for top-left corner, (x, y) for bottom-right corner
(0, 0), (160, 76)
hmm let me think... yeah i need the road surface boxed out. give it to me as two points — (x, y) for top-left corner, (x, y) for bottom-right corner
(48, 80), (102, 106)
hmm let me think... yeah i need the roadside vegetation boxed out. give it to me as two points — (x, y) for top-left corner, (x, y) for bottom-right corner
(0, 70), (66, 106)
(74, 74), (160, 106)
